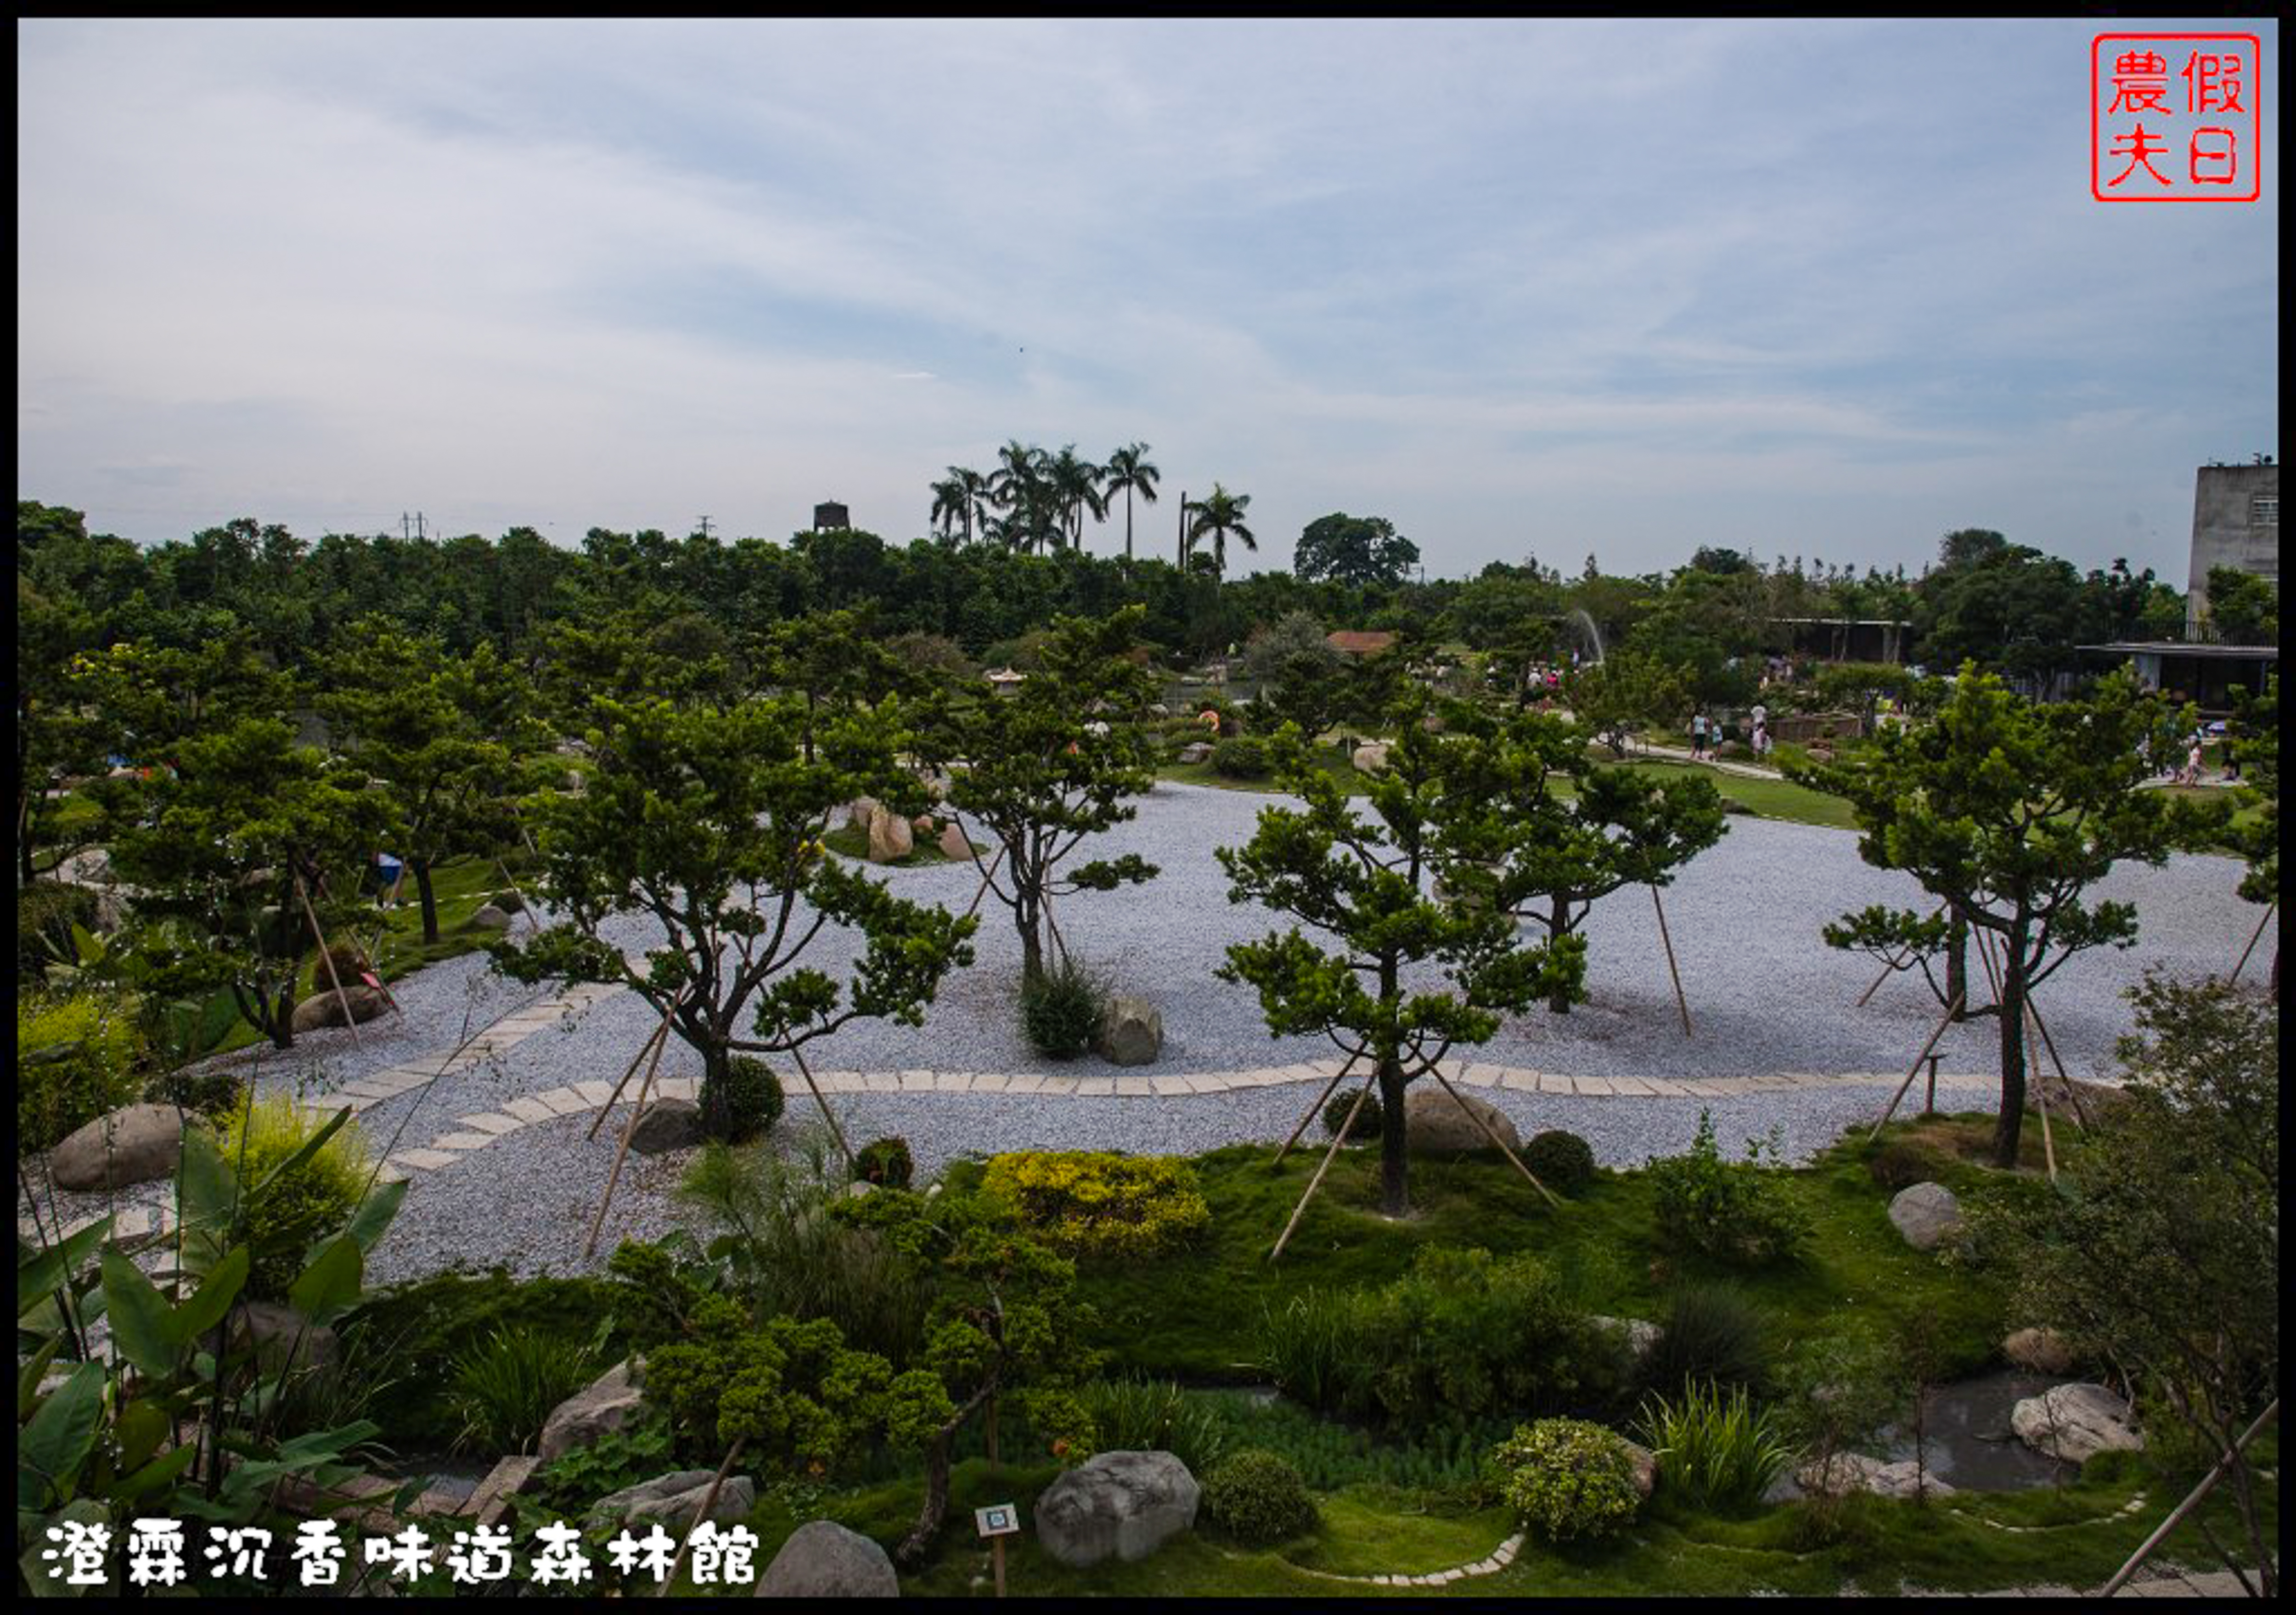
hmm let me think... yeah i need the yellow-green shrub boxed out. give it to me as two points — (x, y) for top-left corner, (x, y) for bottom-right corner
(18, 991), (145, 1153)
(216, 1094), (373, 1299)
(979, 1151), (1211, 1259)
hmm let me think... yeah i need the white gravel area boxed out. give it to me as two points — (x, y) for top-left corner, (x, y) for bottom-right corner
(34, 780), (2264, 1286)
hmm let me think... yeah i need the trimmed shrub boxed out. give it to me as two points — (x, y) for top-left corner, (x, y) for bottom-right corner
(1522, 1129), (1598, 1195)
(979, 1150), (1211, 1259)
(216, 1094), (373, 1300)
(1642, 1282), (1773, 1395)
(143, 1066), (245, 1124)
(1646, 1110), (1810, 1267)
(18, 989), (146, 1153)
(854, 1136), (914, 1189)
(722, 1055), (784, 1141)
(445, 1323), (610, 1456)
(1020, 958), (1105, 1059)
(1202, 1448), (1318, 1544)
(1489, 1417), (1644, 1542)
(1211, 736), (1272, 779)
(1321, 1087), (1385, 1142)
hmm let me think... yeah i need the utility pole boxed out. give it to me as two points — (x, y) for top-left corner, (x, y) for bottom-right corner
(696, 515), (715, 539)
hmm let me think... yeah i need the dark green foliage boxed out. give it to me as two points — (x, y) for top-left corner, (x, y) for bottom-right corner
(1260, 1247), (1617, 1429)
(1211, 736), (1272, 779)
(520, 1408), (678, 1518)
(17, 989), (146, 1152)
(17, 880), (97, 979)
(724, 1055), (785, 1141)
(855, 1136), (915, 1189)
(1636, 1380), (1794, 1511)
(1866, 1140), (1947, 1191)
(1642, 1282), (1773, 1395)
(1522, 1129), (1598, 1194)
(445, 1322), (610, 1456)
(1020, 957), (1105, 1058)
(141, 1064), (244, 1123)
(1201, 1448), (1318, 1543)
(1321, 1086), (1385, 1141)
(1077, 1376), (1231, 1476)
(1646, 1111), (1810, 1268)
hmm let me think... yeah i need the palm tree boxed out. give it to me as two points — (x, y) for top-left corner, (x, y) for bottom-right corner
(929, 475), (969, 546)
(1184, 482), (1256, 582)
(1048, 444), (1106, 551)
(1103, 442), (1160, 565)
(954, 466), (990, 548)
(990, 440), (1055, 555)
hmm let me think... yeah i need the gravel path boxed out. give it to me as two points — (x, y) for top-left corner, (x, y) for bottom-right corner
(26, 781), (2265, 1285)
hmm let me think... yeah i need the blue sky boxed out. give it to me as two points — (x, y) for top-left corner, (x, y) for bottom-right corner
(16, 17), (2279, 581)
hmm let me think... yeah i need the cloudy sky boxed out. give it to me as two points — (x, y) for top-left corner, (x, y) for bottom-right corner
(17, 17), (2279, 580)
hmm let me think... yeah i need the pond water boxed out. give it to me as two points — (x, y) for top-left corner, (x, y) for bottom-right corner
(1871, 1367), (2080, 1492)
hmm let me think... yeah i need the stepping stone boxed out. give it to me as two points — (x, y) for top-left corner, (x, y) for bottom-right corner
(1606, 1073), (1656, 1095)
(1744, 1074), (1795, 1091)
(970, 1073), (1008, 1093)
(338, 1080), (400, 1102)
(934, 1073), (972, 1092)
(862, 1073), (898, 1092)
(503, 1097), (558, 1125)
(1462, 1063), (1505, 1088)
(1535, 1072), (1575, 1095)
(533, 1087), (590, 1116)
(1182, 1073), (1230, 1093)
(1309, 1057), (1348, 1078)
(1500, 1069), (1540, 1092)
(391, 1149), (460, 1172)
(112, 1206), (152, 1239)
(1151, 1076), (1193, 1096)
(654, 1077), (698, 1102)
(1112, 1076), (1152, 1096)
(814, 1072), (862, 1093)
(428, 1132), (498, 1152)
(374, 1163), (409, 1184)
(1570, 1075), (1617, 1095)
(1076, 1077), (1116, 1096)
(1003, 1074), (1044, 1094)
(899, 1071), (934, 1092)
(1037, 1075), (1078, 1095)
(1638, 1076), (1687, 1095)
(574, 1081), (615, 1107)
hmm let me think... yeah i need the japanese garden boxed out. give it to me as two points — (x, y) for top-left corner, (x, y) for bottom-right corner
(15, 492), (2280, 1599)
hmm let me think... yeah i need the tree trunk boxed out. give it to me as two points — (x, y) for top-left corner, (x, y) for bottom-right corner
(413, 858), (440, 945)
(1547, 897), (1576, 1013)
(897, 1430), (954, 1568)
(269, 986), (295, 1050)
(1376, 1053), (1410, 1218)
(1992, 925), (2029, 1168)
(1946, 913), (1969, 1022)
(698, 1037), (736, 1141)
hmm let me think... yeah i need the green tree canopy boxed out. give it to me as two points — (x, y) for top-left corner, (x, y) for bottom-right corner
(1294, 512), (1420, 588)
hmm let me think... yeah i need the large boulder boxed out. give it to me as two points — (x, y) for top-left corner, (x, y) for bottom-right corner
(2003, 1327), (2078, 1376)
(230, 1301), (340, 1378)
(1401, 1085), (1520, 1156)
(589, 1470), (756, 1536)
(627, 1099), (705, 1155)
(1620, 1439), (1659, 1501)
(1035, 1450), (1199, 1569)
(1591, 1314), (1662, 1370)
(845, 797), (881, 832)
(469, 903), (516, 932)
(1886, 1181), (1964, 1252)
(538, 1361), (645, 1463)
(867, 808), (914, 864)
(1795, 1452), (1955, 1500)
(1351, 742), (1391, 774)
(49, 1103), (186, 1191)
(1095, 996), (1163, 1066)
(754, 1519), (900, 1598)
(2011, 1383), (2144, 1464)
(290, 982), (389, 1034)
(938, 822), (972, 862)
(1176, 741), (1212, 765)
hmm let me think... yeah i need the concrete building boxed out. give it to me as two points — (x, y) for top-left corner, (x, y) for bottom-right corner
(2078, 641), (2278, 715)
(2185, 462), (2278, 637)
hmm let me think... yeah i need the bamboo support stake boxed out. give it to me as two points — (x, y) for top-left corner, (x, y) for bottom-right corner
(964, 843), (1007, 921)
(1273, 1054), (1363, 1166)
(785, 1043), (856, 1174)
(297, 876), (363, 1047)
(585, 1004), (674, 1142)
(583, 1003), (679, 1260)
(2020, 993), (2093, 1133)
(1270, 1079), (1374, 1262)
(1650, 885), (1692, 1037)
(2230, 900), (2274, 985)
(1869, 991), (1966, 1141)
(658, 1437), (747, 1595)
(2098, 1400), (2277, 1598)
(1425, 1063), (1561, 1208)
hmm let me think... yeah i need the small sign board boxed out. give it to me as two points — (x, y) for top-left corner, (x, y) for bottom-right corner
(974, 1503), (1020, 1538)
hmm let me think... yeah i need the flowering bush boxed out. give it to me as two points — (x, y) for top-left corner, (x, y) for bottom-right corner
(1488, 1417), (1644, 1542)
(979, 1150), (1211, 1258)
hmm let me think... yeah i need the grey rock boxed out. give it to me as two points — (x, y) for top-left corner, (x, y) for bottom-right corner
(1350, 741), (1390, 774)
(538, 1361), (645, 1463)
(1176, 741), (1212, 765)
(868, 808), (914, 864)
(1095, 996), (1163, 1066)
(49, 1103), (187, 1191)
(1795, 1452), (1955, 1500)
(628, 1099), (706, 1155)
(2002, 1327), (2078, 1376)
(290, 982), (388, 1033)
(1591, 1314), (1662, 1366)
(1401, 1085), (1520, 1156)
(754, 1519), (900, 1598)
(2011, 1383), (2144, 1464)
(470, 903), (516, 932)
(590, 1469), (756, 1535)
(1620, 1438), (1658, 1500)
(938, 822), (972, 862)
(1035, 1450), (1199, 1569)
(231, 1301), (341, 1378)
(1887, 1181), (1964, 1251)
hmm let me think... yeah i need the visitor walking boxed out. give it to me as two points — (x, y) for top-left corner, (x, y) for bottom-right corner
(1752, 719), (1770, 760)
(1689, 712), (1709, 760)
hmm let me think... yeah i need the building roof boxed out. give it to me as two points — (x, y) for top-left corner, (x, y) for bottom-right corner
(1326, 630), (1398, 656)
(2080, 642), (2280, 659)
